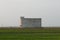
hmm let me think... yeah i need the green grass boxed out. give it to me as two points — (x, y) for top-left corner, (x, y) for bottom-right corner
(0, 28), (60, 40)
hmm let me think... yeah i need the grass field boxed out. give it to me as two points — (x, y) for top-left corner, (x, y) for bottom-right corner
(0, 27), (60, 40)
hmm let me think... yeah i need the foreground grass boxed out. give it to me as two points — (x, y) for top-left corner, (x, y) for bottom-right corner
(0, 27), (60, 40)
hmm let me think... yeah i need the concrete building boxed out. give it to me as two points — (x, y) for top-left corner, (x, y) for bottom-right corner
(20, 17), (41, 28)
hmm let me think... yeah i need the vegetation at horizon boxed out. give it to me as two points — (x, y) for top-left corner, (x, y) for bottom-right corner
(0, 28), (59, 40)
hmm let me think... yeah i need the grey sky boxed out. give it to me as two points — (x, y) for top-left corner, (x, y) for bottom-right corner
(0, 0), (60, 27)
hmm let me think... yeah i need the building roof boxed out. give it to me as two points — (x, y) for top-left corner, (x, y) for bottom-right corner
(21, 17), (41, 20)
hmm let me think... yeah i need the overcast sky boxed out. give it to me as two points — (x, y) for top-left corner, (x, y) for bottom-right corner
(0, 0), (60, 27)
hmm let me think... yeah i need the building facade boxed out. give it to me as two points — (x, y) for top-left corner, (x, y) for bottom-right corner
(20, 17), (41, 28)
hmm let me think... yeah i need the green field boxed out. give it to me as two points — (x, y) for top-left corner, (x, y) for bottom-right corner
(0, 27), (60, 40)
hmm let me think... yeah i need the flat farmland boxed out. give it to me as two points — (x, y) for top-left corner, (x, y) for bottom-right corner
(0, 27), (60, 40)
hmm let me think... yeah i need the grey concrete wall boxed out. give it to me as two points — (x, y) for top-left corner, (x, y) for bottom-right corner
(20, 17), (41, 28)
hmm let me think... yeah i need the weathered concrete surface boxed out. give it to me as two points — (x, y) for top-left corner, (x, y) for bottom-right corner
(20, 17), (41, 28)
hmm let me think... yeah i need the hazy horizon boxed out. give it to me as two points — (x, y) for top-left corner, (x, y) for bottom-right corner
(0, 0), (60, 27)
